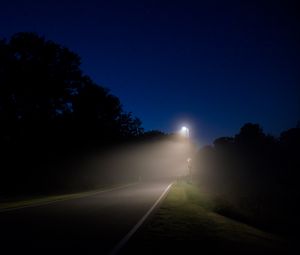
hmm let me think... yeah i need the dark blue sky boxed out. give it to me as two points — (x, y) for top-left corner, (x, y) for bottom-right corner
(1, 0), (299, 144)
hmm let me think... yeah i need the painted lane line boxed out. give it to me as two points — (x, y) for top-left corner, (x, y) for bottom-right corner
(0, 183), (138, 213)
(110, 182), (173, 255)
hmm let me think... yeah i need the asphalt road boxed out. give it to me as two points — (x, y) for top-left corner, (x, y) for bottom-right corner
(0, 180), (172, 254)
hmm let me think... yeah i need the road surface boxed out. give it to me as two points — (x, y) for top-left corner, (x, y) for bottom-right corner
(0, 180), (172, 254)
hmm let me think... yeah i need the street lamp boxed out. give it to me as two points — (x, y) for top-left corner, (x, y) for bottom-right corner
(181, 126), (189, 138)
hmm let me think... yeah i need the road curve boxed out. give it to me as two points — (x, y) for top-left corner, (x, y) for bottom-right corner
(0, 180), (172, 254)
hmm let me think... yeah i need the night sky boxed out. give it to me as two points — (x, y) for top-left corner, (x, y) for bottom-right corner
(1, 0), (299, 145)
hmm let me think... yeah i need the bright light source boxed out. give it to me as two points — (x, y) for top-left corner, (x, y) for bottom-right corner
(180, 126), (190, 138)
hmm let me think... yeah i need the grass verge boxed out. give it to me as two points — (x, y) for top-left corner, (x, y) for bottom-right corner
(124, 181), (286, 255)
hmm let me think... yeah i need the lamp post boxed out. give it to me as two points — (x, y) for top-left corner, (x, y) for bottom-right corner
(180, 126), (193, 181)
(187, 157), (192, 180)
(181, 126), (189, 138)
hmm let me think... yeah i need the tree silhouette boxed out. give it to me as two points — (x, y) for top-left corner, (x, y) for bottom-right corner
(195, 123), (300, 236)
(0, 32), (144, 194)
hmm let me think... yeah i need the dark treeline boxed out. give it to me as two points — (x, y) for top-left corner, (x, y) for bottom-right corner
(0, 32), (150, 195)
(195, 123), (300, 237)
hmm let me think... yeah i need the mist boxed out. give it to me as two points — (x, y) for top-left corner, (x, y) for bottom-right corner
(66, 137), (196, 190)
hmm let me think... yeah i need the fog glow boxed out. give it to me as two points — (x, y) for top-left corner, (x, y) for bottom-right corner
(71, 138), (196, 187)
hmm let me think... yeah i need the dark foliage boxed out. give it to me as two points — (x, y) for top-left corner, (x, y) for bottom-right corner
(195, 122), (300, 237)
(0, 33), (144, 195)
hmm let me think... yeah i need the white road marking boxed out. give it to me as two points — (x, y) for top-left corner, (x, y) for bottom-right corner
(0, 183), (138, 213)
(110, 182), (173, 255)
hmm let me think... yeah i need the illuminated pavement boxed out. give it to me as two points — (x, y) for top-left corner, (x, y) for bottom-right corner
(0, 180), (172, 254)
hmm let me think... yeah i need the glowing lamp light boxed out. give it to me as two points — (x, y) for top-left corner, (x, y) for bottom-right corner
(181, 126), (188, 132)
(180, 126), (190, 138)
